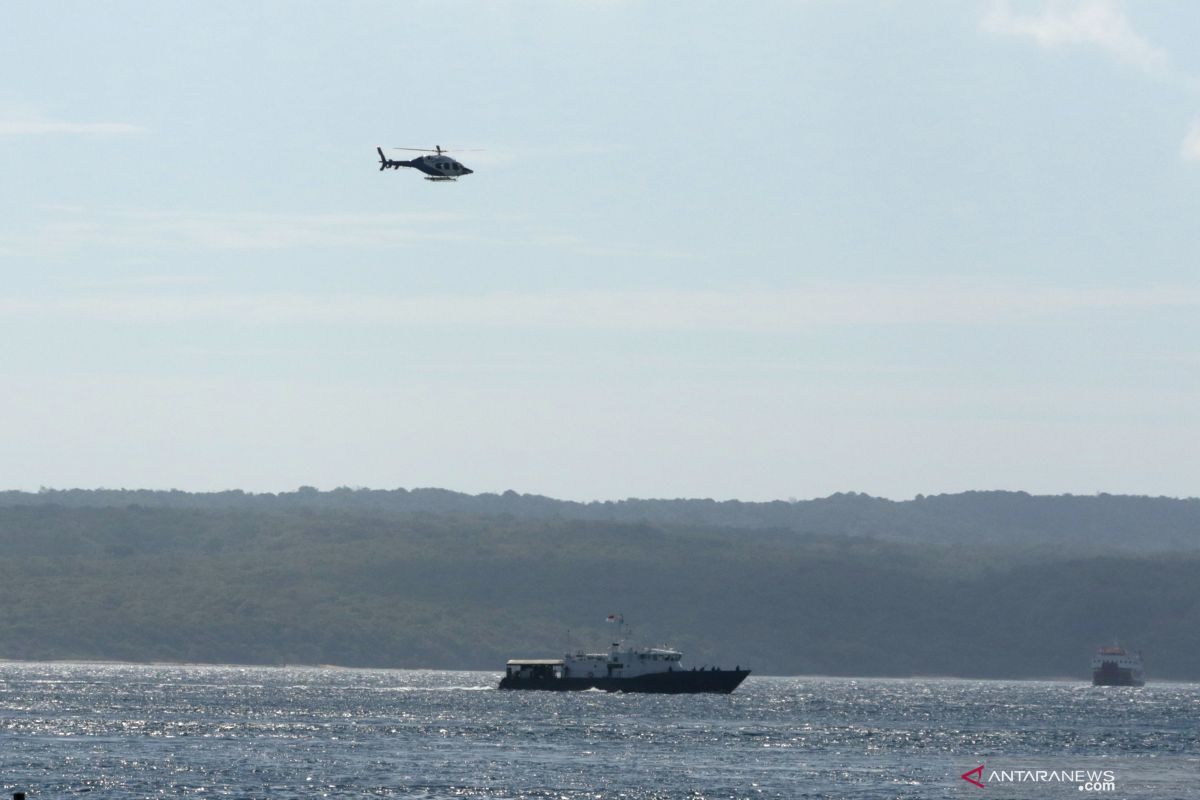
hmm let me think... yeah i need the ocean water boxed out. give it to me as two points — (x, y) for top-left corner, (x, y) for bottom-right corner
(1, 663), (1197, 799)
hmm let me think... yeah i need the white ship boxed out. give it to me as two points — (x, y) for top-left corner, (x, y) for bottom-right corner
(1091, 644), (1144, 686)
(499, 616), (749, 693)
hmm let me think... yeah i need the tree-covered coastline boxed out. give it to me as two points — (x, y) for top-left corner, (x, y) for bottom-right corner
(1, 488), (1197, 679)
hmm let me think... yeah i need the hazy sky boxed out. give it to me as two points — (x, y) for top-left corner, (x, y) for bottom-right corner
(2, 0), (1197, 501)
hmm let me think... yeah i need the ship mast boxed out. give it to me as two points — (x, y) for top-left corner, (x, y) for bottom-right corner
(607, 613), (625, 654)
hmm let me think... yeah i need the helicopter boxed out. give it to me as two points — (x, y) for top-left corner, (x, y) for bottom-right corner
(377, 145), (475, 181)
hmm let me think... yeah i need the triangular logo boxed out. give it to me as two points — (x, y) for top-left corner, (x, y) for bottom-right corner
(961, 764), (985, 788)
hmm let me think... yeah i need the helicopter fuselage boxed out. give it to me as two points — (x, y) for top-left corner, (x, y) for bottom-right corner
(377, 148), (473, 181)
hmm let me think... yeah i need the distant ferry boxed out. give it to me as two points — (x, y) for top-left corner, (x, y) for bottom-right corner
(1091, 644), (1145, 686)
(498, 618), (749, 693)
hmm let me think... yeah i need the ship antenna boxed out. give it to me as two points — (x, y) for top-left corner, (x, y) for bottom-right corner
(607, 613), (625, 649)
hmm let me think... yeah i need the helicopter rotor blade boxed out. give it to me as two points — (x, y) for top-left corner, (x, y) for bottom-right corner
(392, 146), (487, 153)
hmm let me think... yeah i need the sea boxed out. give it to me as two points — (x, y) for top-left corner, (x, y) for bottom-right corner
(2, 662), (1197, 799)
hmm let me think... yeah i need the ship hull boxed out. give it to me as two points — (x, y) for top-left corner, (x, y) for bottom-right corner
(1092, 662), (1144, 687)
(499, 669), (750, 694)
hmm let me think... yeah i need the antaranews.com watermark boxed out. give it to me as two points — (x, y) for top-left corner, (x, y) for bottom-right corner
(961, 764), (1117, 792)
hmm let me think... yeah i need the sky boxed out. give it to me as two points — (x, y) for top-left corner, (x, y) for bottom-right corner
(1, 0), (1197, 501)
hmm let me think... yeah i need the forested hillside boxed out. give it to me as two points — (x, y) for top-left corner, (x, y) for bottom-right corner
(1, 490), (1197, 679)
(3, 487), (1197, 552)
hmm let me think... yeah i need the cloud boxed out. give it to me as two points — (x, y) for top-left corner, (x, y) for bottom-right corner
(1, 282), (1196, 332)
(0, 98), (146, 136)
(0, 207), (693, 261)
(1181, 119), (1200, 163)
(981, 0), (1168, 77)
(0, 118), (146, 136)
(982, 2), (1200, 163)
(0, 210), (471, 257)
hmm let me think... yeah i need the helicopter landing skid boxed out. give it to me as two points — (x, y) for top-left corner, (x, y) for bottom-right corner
(423, 176), (457, 182)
